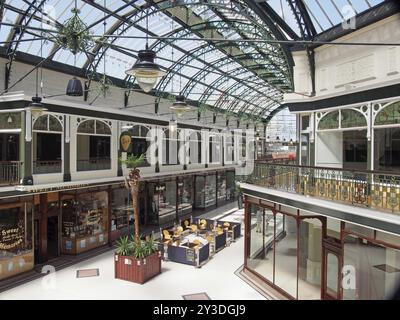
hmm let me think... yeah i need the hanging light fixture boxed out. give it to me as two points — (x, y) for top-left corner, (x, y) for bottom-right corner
(169, 115), (177, 133)
(125, 8), (166, 93)
(125, 51), (166, 93)
(27, 96), (48, 117)
(255, 131), (260, 142)
(66, 77), (83, 96)
(66, 0), (83, 97)
(289, 138), (294, 146)
(7, 114), (13, 124)
(170, 95), (191, 118)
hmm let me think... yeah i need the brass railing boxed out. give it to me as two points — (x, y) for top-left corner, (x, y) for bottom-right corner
(245, 162), (400, 214)
(0, 161), (22, 185)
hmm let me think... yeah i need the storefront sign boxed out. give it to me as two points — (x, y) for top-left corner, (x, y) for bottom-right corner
(0, 226), (23, 250)
(120, 132), (132, 152)
(86, 209), (102, 225)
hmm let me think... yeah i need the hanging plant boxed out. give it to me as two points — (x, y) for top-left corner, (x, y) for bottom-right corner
(94, 75), (113, 98)
(56, 8), (94, 54)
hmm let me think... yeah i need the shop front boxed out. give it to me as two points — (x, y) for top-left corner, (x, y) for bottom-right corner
(244, 197), (400, 300)
(195, 173), (217, 209)
(177, 176), (193, 220)
(110, 185), (133, 242)
(61, 189), (109, 255)
(0, 197), (34, 281)
(146, 179), (177, 227)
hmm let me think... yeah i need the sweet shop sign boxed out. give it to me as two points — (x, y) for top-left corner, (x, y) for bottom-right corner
(0, 227), (23, 250)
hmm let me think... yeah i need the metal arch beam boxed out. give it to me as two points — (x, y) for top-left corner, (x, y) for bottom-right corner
(214, 75), (281, 114)
(264, 104), (289, 126)
(197, 63), (282, 109)
(4, 0), (47, 90)
(147, 19), (290, 85)
(83, 0), (292, 95)
(285, 0), (317, 39)
(285, 0), (317, 95)
(181, 51), (283, 99)
(197, 66), (276, 110)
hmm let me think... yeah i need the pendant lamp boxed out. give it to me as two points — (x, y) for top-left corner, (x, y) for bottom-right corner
(170, 95), (191, 118)
(66, 77), (84, 96)
(125, 50), (166, 93)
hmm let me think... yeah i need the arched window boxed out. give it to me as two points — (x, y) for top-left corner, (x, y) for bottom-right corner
(189, 131), (202, 164)
(341, 109), (367, 128)
(162, 129), (180, 165)
(209, 132), (221, 164)
(77, 119), (112, 171)
(128, 125), (150, 167)
(318, 111), (339, 130)
(375, 101), (400, 126)
(33, 114), (63, 174)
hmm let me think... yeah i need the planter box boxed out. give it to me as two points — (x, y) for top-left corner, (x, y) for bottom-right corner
(114, 251), (162, 284)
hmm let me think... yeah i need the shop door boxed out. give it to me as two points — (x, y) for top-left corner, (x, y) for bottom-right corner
(47, 216), (59, 260)
(322, 238), (343, 300)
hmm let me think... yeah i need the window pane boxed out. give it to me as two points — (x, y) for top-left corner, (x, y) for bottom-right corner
(77, 120), (95, 134)
(275, 214), (298, 298)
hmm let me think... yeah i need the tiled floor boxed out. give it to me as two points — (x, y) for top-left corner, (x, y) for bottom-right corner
(0, 210), (264, 300)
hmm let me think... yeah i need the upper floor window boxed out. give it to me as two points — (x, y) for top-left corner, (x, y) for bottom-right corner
(77, 119), (112, 171)
(189, 131), (202, 164)
(32, 114), (63, 174)
(162, 129), (180, 165)
(128, 125), (150, 167)
(0, 112), (21, 131)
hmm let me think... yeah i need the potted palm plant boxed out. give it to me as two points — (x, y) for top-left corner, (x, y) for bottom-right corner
(114, 154), (162, 284)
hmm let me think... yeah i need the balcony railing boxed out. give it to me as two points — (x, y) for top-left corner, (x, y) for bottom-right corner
(77, 158), (111, 171)
(0, 161), (22, 185)
(33, 160), (62, 174)
(245, 161), (400, 214)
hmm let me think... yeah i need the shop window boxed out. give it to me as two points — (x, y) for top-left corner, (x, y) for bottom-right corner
(298, 218), (322, 300)
(110, 188), (133, 241)
(33, 114), (62, 174)
(217, 172), (227, 204)
(177, 177), (193, 219)
(0, 112), (21, 130)
(77, 119), (111, 171)
(0, 204), (33, 281)
(195, 175), (216, 209)
(189, 131), (202, 164)
(148, 181), (177, 226)
(300, 134), (309, 166)
(343, 233), (400, 300)
(374, 127), (400, 172)
(61, 191), (109, 254)
(162, 129), (180, 165)
(226, 171), (236, 200)
(318, 111), (339, 130)
(343, 130), (367, 170)
(341, 109), (367, 128)
(375, 101), (400, 126)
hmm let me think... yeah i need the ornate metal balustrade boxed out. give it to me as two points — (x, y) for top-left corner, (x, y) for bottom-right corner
(245, 162), (400, 214)
(0, 161), (22, 185)
(33, 161), (62, 174)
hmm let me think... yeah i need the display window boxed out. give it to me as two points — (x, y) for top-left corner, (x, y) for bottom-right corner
(147, 180), (177, 226)
(195, 174), (216, 209)
(226, 171), (236, 201)
(0, 202), (34, 281)
(61, 190), (108, 254)
(177, 177), (193, 218)
(110, 187), (133, 242)
(217, 172), (227, 205)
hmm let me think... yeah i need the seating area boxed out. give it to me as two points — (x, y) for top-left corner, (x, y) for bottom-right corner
(159, 217), (242, 267)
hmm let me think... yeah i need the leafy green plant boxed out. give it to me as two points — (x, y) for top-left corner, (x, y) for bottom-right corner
(116, 236), (133, 256)
(120, 154), (145, 169)
(56, 8), (93, 54)
(143, 235), (158, 256)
